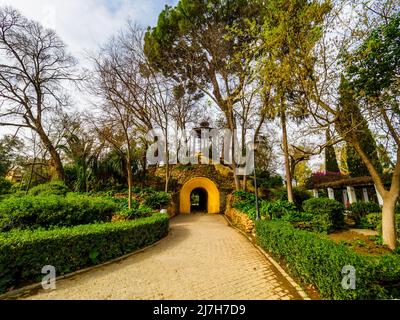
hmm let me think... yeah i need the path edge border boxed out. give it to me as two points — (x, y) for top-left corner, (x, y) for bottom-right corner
(0, 231), (170, 300)
(223, 215), (311, 300)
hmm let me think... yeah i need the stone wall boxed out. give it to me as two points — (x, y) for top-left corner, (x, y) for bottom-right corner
(149, 164), (235, 214)
(225, 194), (255, 233)
(167, 193), (179, 218)
(151, 164), (234, 190)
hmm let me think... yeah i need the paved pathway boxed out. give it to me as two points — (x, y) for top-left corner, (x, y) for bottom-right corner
(24, 214), (303, 300)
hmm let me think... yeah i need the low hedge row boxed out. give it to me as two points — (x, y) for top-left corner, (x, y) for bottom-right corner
(256, 220), (400, 299)
(0, 213), (169, 294)
(0, 194), (118, 232)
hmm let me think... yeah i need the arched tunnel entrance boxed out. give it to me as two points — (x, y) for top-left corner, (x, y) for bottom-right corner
(179, 177), (220, 214)
(190, 188), (208, 213)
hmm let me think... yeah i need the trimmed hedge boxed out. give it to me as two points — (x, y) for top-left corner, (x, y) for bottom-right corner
(256, 220), (400, 299)
(303, 198), (345, 233)
(0, 213), (169, 293)
(0, 194), (118, 232)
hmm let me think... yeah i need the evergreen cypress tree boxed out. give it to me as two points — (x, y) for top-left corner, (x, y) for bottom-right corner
(346, 144), (370, 177)
(325, 128), (340, 173)
(337, 78), (383, 177)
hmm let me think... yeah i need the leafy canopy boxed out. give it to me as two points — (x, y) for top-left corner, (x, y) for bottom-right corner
(347, 12), (400, 98)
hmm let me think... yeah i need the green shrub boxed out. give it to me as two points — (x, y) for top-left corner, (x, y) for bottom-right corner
(270, 187), (312, 210)
(109, 197), (139, 210)
(256, 171), (283, 189)
(143, 191), (171, 209)
(133, 186), (142, 194)
(233, 192), (300, 221)
(281, 211), (314, 222)
(232, 191), (255, 203)
(358, 213), (382, 229)
(303, 198), (345, 233)
(9, 183), (26, 193)
(260, 200), (297, 219)
(10, 191), (26, 198)
(348, 202), (381, 224)
(232, 191), (257, 219)
(28, 181), (69, 197)
(0, 194), (117, 232)
(357, 213), (400, 237)
(119, 205), (153, 219)
(86, 190), (116, 197)
(232, 201), (257, 220)
(0, 214), (169, 293)
(280, 211), (314, 231)
(256, 220), (400, 299)
(0, 177), (12, 195)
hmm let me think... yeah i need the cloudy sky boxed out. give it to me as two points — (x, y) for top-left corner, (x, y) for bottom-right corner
(0, 0), (178, 137)
(0, 0), (177, 59)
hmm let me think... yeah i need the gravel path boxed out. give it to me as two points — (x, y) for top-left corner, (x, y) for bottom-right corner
(23, 214), (303, 300)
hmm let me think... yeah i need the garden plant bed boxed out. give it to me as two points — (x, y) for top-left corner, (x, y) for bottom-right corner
(328, 230), (392, 256)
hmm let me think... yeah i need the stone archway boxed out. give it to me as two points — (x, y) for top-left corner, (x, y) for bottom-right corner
(179, 177), (220, 214)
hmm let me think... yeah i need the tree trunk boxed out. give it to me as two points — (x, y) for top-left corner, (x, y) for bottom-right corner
(241, 121), (247, 191)
(165, 163), (170, 193)
(281, 111), (294, 203)
(36, 126), (65, 181)
(164, 129), (170, 193)
(227, 109), (240, 191)
(382, 193), (398, 251)
(126, 157), (133, 210)
(141, 150), (147, 190)
(242, 175), (248, 191)
(351, 141), (399, 250)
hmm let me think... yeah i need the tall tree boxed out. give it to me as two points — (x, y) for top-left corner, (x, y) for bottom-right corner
(0, 7), (79, 180)
(325, 128), (340, 173)
(338, 79), (383, 177)
(144, 0), (263, 190)
(343, 12), (399, 249)
(57, 118), (99, 192)
(90, 104), (137, 209)
(310, 4), (400, 249)
(252, 0), (331, 202)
